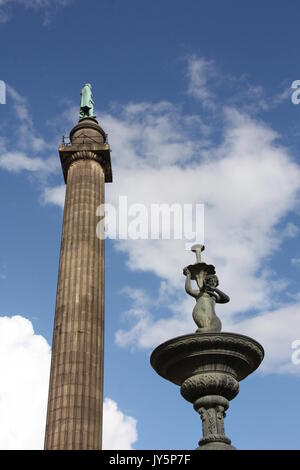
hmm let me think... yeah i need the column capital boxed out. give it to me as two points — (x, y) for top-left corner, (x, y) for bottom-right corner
(59, 147), (112, 183)
(59, 118), (112, 183)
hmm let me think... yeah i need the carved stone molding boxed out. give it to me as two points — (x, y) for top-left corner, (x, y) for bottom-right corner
(61, 150), (104, 177)
(150, 331), (264, 450)
(59, 144), (112, 183)
(194, 395), (233, 449)
(181, 372), (239, 403)
(152, 333), (264, 364)
(150, 332), (264, 385)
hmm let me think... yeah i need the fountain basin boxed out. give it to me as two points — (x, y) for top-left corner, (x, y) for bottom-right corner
(150, 332), (264, 450)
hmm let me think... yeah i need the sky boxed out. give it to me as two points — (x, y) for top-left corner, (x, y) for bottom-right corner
(1, 0), (300, 450)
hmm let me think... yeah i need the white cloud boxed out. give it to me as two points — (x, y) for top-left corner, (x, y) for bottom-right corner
(271, 86), (291, 107)
(115, 286), (194, 350)
(6, 85), (32, 123)
(186, 55), (217, 107)
(0, 151), (58, 173)
(6, 85), (54, 152)
(0, 315), (138, 449)
(0, 86), (59, 177)
(116, 287), (300, 378)
(283, 222), (299, 239)
(43, 184), (65, 207)
(103, 398), (138, 450)
(92, 102), (300, 374)
(291, 257), (300, 267)
(230, 302), (300, 375)
(0, 0), (71, 23)
(185, 55), (290, 114)
(0, 315), (51, 449)
(106, 105), (299, 295)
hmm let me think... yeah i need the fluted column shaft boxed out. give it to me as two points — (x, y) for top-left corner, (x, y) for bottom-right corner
(44, 157), (105, 450)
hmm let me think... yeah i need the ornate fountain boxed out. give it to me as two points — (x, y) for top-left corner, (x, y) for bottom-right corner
(150, 245), (264, 450)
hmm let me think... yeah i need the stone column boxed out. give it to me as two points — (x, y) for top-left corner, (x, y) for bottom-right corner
(44, 118), (112, 450)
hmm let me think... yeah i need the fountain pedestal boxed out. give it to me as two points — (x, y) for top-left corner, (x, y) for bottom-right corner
(150, 332), (264, 450)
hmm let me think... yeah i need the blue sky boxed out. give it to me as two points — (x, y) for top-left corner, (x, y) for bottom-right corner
(1, 0), (300, 450)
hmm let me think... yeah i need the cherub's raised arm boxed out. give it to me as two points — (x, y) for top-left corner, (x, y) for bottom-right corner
(184, 268), (199, 299)
(214, 288), (230, 304)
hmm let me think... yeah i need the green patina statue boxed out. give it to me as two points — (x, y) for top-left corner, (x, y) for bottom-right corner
(79, 83), (95, 120)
